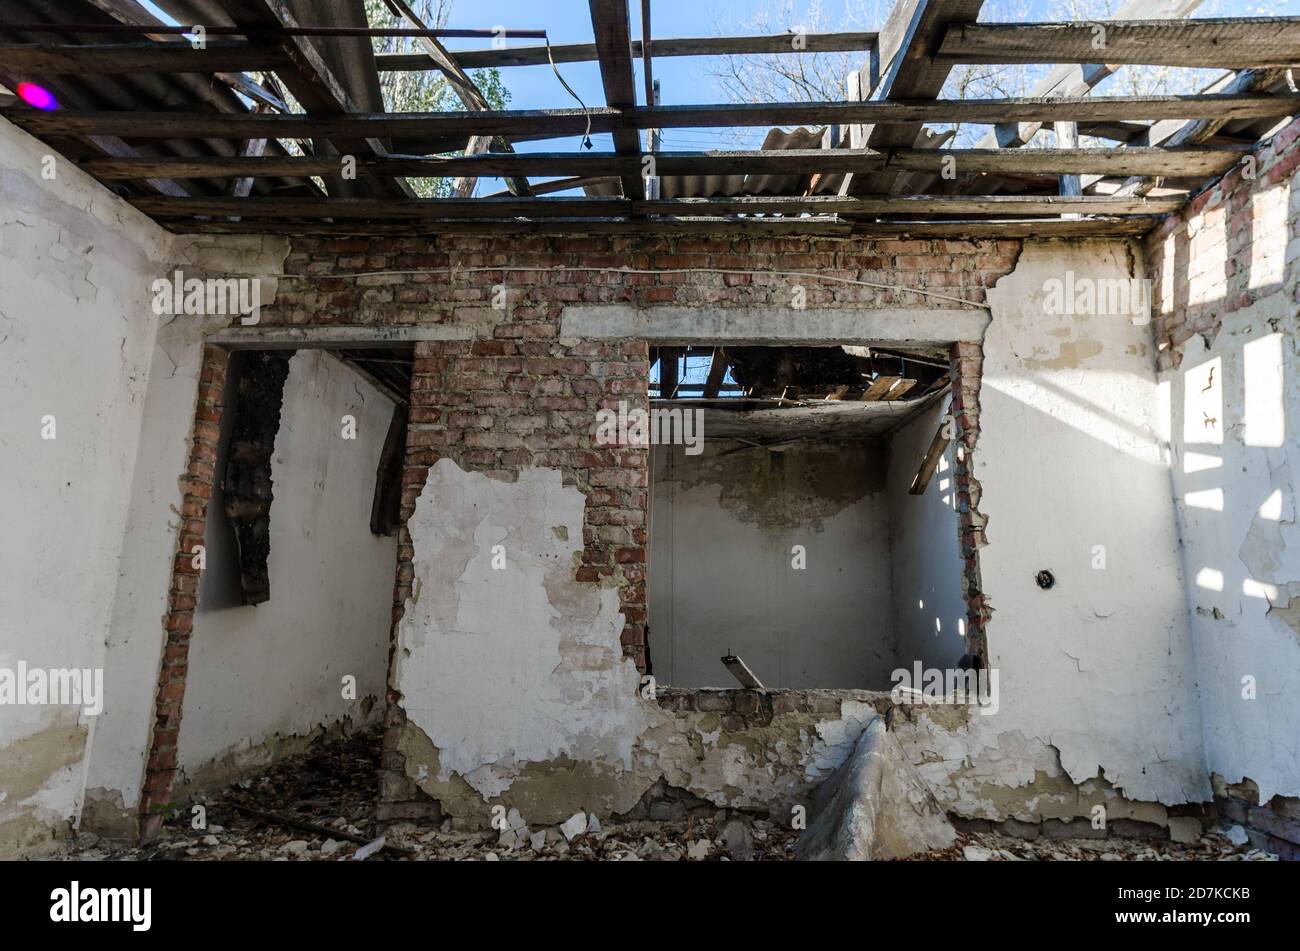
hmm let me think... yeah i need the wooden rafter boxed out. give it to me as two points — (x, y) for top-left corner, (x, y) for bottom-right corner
(937, 17), (1300, 70)
(847, 0), (984, 197)
(76, 145), (1247, 181)
(220, 0), (409, 199)
(127, 193), (1185, 220)
(973, 0), (1204, 152)
(0, 42), (288, 73)
(380, 0), (530, 197)
(589, 0), (645, 199)
(8, 94), (1292, 141)
(159, 217), (1159, 237)
(378, 32), (880, 70)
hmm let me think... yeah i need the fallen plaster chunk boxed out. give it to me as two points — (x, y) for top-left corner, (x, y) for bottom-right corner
(721, 654), (764, 689)
(560, 812), (588, 841)
(687, 840), (712, 860)
(351, 835), (386, 861)
(529, 830), (547, 851)
(586, 814), (601, 835)
(1224, 824), (1250, 846)
(795, 716), (956, 861)
(963, 845), (992, 861)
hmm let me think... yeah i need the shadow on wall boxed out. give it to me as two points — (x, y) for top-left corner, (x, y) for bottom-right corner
(1149, 145), (1300, 805)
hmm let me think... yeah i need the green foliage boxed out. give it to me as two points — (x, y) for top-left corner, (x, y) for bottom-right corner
(363, 0), (511, 196)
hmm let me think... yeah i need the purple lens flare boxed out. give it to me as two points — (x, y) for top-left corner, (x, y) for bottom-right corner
(16, 82), (58, 110)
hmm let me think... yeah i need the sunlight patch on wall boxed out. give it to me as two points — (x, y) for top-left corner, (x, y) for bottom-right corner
(1185, 488), (1224, 511)
(1195, 567), (1224, 592)
(1243, 333), (1285, 448)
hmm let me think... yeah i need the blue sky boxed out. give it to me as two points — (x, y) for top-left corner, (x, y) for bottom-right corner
(431, 0), (1300, 191)
(136, 0), (1300, 192)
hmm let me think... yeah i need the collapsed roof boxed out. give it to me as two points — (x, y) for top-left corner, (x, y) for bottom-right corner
(1, 1), (1297, 237)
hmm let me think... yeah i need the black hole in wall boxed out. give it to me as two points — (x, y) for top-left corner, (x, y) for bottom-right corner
(1036, 569), (1056, 590)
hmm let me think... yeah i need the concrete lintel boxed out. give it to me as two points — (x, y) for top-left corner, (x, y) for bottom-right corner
(559, 305), (989, 345)
(208, 324), (474, 349)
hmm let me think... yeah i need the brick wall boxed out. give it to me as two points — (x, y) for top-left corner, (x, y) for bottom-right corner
(1147, 117), (1300, 371)
(949, 340), (988, 660)
(258, 233), (1019, 817)
(139, 344), (228, 836)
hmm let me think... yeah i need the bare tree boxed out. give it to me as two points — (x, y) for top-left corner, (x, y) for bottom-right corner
(705, 0), (1285, 147)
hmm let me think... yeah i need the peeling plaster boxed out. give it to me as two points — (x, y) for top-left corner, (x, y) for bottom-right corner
(395, 462), (650, 811)
(977, 239), (1210, 806)
(393, 455), (1189, 828)
(1163, 291), (1300, 802)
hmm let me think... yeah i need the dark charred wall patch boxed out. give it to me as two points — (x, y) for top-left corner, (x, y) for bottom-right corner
(654, 440), (885, 533)
(222, 350), (293, 606)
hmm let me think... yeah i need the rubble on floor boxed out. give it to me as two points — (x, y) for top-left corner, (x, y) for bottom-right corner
(52, 731), (1279, 862)
(912, 829), (1279, 862)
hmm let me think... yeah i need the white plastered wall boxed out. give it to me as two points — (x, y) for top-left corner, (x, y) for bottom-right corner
(0, 116), (170, 853)
(886, 399), (968, 672)
(976, 239), (1208, 806)
(1157, 176), (1300, 803)
(0, 114), (290, 851)
(648, 440), (895, 689)
(176, 350), (395, 783)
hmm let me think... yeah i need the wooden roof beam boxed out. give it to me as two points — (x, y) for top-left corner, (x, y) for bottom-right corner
(937, 17), (1300, 70)
(380, 0), (529, 197)
(10, 93), (1294, 140)
(0, 42), (289, 73)
(128, 193), (1185, 220)
(78, 144), (1246, 181)
(847, 0), (985, 196)
(164, 216), (1157, 237)
(972, 0), (1204, 153)
(376, 32), (880, 70)
(220, 0), (410, 199)
(589, 0), (644, 199)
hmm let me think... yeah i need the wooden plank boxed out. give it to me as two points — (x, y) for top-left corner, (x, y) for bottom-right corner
(908, 425), (950, 495)
(160, 216), (1154, 237)
(78, 149), (890, 180)
(721, 655), (764, 690)
(377, 32), (879, 70)
(890, 145), (1244, 176)
(11, 94), (1294, 141)
(637, 194), (1182, 215)
(637, 94), (1300, 127)
(861, 376), (902, 401)
(589, 0), (645, 199)
(882, 378), (917, 400)
(937, 18), (1300, 69)
(851, 217), (1157, 237)
(1113, 68), (1286, 196)
(128, 193), (1185, 220)
(0, 42), (289, 73)
(974, 0), (1204, 152)
(165, 216), (858, 236)
(220, 0), (409, 199)
(849, 0), (984, 196)
(226, 128), (269, 203)
(484, 176), (619, 197)
(658, 347), (681, 398)
(703, 348), (730, 399)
